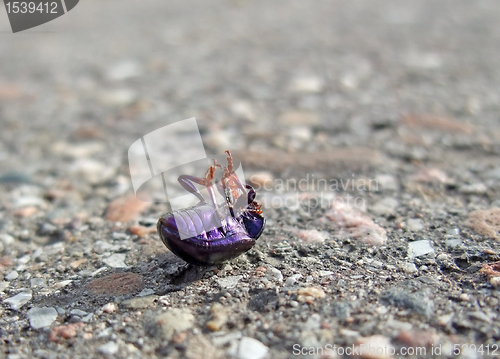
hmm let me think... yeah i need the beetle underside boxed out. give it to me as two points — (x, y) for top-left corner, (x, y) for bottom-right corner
(157, 151), (265, 265)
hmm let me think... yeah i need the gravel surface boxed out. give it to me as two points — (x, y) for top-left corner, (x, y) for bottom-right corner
(1, 1), (500, 358)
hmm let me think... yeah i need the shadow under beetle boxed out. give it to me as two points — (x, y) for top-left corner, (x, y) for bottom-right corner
(157, 151), (265, 265)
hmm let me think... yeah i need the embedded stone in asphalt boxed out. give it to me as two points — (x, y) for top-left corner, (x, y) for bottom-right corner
(4, 290), (32, 310)
(27, 307), (58, 329)
(408, 240), (435, 258)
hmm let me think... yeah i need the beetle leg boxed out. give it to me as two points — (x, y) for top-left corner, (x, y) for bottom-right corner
(178, 175), (207, 203)
(177, 159), (222, 203)
(204, 159), (222, 185)
(245, 184), (256, 203)
(204, 160), (228, 225)
(225, 150), (233, 173)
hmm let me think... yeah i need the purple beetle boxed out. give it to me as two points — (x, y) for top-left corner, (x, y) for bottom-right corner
(157, 151), (265, 265)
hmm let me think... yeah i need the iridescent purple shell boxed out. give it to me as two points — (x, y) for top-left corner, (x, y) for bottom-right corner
(157, 200), (265, 265)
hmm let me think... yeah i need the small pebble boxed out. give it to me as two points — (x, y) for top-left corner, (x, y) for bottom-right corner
(231, 100), (255, 121)
(186, 336), (223, 359)
(319, 271), (333, 277)
(0, 171), (32, 184)
(236, 337), (269, 359)
(103, 253), (128, 269)
(266, 267), (283, 282)
(4, 290), (32, 310)
(406, 218), (425, 231)
(323, 202), (387, 245)
(445, 238), (462, 248)
(100, 89), (137, 106)
(278, 110), (320, 126)
(81, 313), (93, 322)
(297, 229), (329, 243)
(408, 240), (435, 258)
(69, 159), (115, 185)
(129, 225), (156, 237)
(436, 253), (448, 262)
(206, 303), (228, 332)
(5, 270), (19, 281)
(467, 208), (500, 240)
(370, 198), (399, 216)
(288, 126), (313, 143)
(212, 332), (243, 347)
(13, 206), (38, 217)
(98, 341), (119, 355)
(304, 313), (321, 330)
(437, 313), (453, 326)
(137, 288), (155, 297)
(70, 309), (88, 316)
(490, 277), (500, 288)
(375, 174), (398, 192)
(354, 335), (394, 358)
(397, 330), (438, 348)
(400, 262), (418, 274)
(70, 258), (87, 269)
(172, 331), (189, 344)
(289, 75), (324, 93)
(410, 168), (451, 184)
(370, 260), (383, 269)
(53, 280), (72, 289)
(121, 295), (157, 310)
(105, 194), (151, 222)
(216, 275), (242, 289)
(27, 307), (58, 329)
(0, 233), (15, 246)
(51, 141), (105, 158)
(146, 308), (195, 340)
(285, 274), (301, 286)
(49, 323), (85, 342)
(459, 183), (488, 194)
(297, 287), (326, 302)
(107, 60), (143, 81)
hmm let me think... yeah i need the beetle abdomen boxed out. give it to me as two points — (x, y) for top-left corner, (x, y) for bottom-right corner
(157, 205), (256, 265)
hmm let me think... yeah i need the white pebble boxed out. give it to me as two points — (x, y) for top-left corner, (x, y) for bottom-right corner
(27, 307), (58, 329)
(408, 240), (435, 258)
(266, 267), (283, 282)
(490, 277), (500, 288)
(400, 262), (418, 274)
(101, 303), (117, 314)
(217, 275), (242, 289)
(103, 253), (128, 268)
(107, 61), (142, 81)
(98, 341), (119, 355)
(285, 274), (302, 286)
(5, 271), (19, 281)
(236, 337), (269, 359)
(406, 218), (425, 231)
(370, 198), (399, 216)
(4, 290), (32, 310)
(289, 76), (324, 93)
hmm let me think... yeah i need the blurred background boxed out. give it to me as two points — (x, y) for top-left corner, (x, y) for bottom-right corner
(1, 2), (500, 356)
(0, 0), (498, 199)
